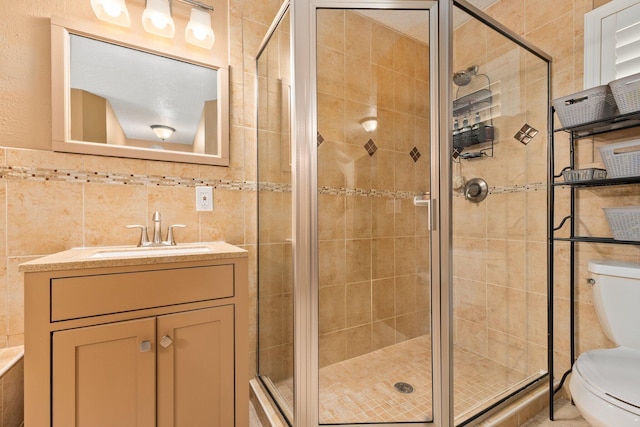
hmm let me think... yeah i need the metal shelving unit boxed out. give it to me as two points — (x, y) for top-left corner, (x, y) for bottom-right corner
(548, 108), (640, 419)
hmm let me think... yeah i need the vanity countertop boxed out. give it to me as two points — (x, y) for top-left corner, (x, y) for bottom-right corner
(19, 241), (247, 273)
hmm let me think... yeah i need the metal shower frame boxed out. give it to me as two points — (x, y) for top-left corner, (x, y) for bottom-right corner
(255, 1), (553, 426)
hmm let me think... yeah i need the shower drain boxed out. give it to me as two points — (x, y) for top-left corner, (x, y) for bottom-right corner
(394, 382), (414, 394)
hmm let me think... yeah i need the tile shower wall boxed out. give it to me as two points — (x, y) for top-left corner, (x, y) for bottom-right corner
(0, 0), (286, 383)
(451, 13), (549, 377)
(462, 0), (640, 381)
(316, 10), (431, 368)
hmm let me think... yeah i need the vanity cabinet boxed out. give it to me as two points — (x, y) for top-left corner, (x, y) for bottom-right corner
(20, 243), (248, 427)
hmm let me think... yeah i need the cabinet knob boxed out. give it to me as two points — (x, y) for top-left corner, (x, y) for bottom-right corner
(140, 340), (152, 352)
(159, 335), (173, 348)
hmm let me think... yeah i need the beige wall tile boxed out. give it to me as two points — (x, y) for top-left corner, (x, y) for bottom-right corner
(346, 324), (372, 358)
(488, 329), (527, 373)
(454, 277), (487, 323)
(148, 185), (202, 243)
(201, 188), (246, 245)
(372, 319), (396, 350)
(395, 275), (417, 316)
(456, 318), (488, 356)
(487, 285), (526, 339)
(372, 238), (394, 280)
(84, 183), (148, 247)
(2, 358), (24, 427)
(319, 240), (346, 288)
(319, 330), (347, 368)
(526, 291), (547, 347)
(317, 9), (344, 51)
(346, 282), (372, 328)
(345, 12), (371, 63)
(318, 193), (345, 241)
(7, 180), (83, 256)
(395, 237), (417, 277)
(6, 258), (25, 342)
(372, 278), (395, 321)
(346, 196), (372, 239)
(396, 312), (419, 342)
(317, 46), (345, 99)
(346, 239), (372, 283)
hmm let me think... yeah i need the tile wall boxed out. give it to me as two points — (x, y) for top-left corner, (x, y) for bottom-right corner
(451, 10), (549, 377)
(477, 0), (640, 380)
(315, 10), (431, 368)
(0, 0), (286, 383)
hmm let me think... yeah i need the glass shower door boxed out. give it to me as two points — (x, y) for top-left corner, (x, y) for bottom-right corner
(256, 6), (294, 424)
(315, 7), (435, 424)
(450, 3), (550, 423)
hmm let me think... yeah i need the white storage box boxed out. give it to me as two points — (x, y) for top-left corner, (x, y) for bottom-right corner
(604, 207), (640, 242)
(609, 72), (640, 114)
(598, 139), (640, 178)
(553, 85), (617, 127)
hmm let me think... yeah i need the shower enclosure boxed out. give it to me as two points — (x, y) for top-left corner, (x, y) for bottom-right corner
(257, 1), (551, 426)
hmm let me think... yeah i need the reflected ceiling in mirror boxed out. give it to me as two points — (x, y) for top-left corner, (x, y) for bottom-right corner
(52, 17), (229, 166)
(70, 35), (218, 146)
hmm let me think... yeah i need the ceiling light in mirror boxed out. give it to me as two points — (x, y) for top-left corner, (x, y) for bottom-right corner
(91, 0), (131, 27)
(151, 125), (176, 140)
(185, 8), (215, 49)
(142, 0), (175, 38)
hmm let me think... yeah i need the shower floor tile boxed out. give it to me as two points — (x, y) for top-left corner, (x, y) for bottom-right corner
(275, 335), (538, 424)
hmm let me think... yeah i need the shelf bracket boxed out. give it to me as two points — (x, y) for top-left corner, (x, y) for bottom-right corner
(554, 215), (572, 232)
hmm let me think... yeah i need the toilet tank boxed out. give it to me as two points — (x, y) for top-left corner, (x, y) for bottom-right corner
(588, 260), (640, 350)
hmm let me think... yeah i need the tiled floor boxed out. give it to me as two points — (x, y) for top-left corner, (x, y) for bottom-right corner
(273, 335), (542, 424)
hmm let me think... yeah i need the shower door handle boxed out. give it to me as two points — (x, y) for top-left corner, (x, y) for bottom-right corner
(413, 195), (432, 230)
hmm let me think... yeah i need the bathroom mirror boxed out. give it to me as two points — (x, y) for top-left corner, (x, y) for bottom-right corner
(51, 17), (229, 166)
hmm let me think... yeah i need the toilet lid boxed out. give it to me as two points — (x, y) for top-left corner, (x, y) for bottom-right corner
(576, 347), (640, 411)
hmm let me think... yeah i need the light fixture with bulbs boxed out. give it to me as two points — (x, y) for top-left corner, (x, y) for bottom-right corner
(91, 0), (131, 27)
(150, 124), (176, 140)
(360, 117), (378, 133)
(91, 0), (216, 49)
(185, 7), (215, 49)
(142, 0), (175, 38)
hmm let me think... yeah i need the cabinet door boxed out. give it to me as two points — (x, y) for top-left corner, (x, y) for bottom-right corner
(52, 317), (156, 427)
(157, 305), (235, 427)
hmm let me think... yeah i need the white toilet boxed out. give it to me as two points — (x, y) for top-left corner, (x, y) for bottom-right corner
(569, 260), (640, 427)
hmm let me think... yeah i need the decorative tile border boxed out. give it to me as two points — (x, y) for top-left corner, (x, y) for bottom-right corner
(0, 166), (256, 191)
(0, 165), (546, 198)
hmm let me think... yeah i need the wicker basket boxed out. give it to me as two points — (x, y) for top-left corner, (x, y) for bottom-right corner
(598, 139), (640, 178)
(553, 85), (617, 127)
(609, 72), (640, 114)
(562, 168), (607, 182)
(604, 207), (640, 241)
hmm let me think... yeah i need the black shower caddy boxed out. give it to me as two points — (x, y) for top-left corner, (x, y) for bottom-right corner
(547, 107), (640, 420)
(452, 88), (495, 160)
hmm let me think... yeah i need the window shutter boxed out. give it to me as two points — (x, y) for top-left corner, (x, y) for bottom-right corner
(614, 3), (640, 78)
(584, 0), (640, 88)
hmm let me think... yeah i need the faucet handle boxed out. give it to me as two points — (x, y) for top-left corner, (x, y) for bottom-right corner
(126, 225), (150, 247)
(164, 224), (186, 246)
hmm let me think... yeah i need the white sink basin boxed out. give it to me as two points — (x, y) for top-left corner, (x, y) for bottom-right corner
(89, 246), (212, 259)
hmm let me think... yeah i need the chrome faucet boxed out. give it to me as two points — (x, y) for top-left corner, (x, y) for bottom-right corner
(152, 211), (163, 244)
(127, 211), (186, 247)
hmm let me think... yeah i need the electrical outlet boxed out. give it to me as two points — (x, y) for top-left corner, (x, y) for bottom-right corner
(196, 186), (213, 211)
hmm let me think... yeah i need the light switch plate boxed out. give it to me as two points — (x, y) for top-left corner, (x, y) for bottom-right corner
(196, 186), (213, 211)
